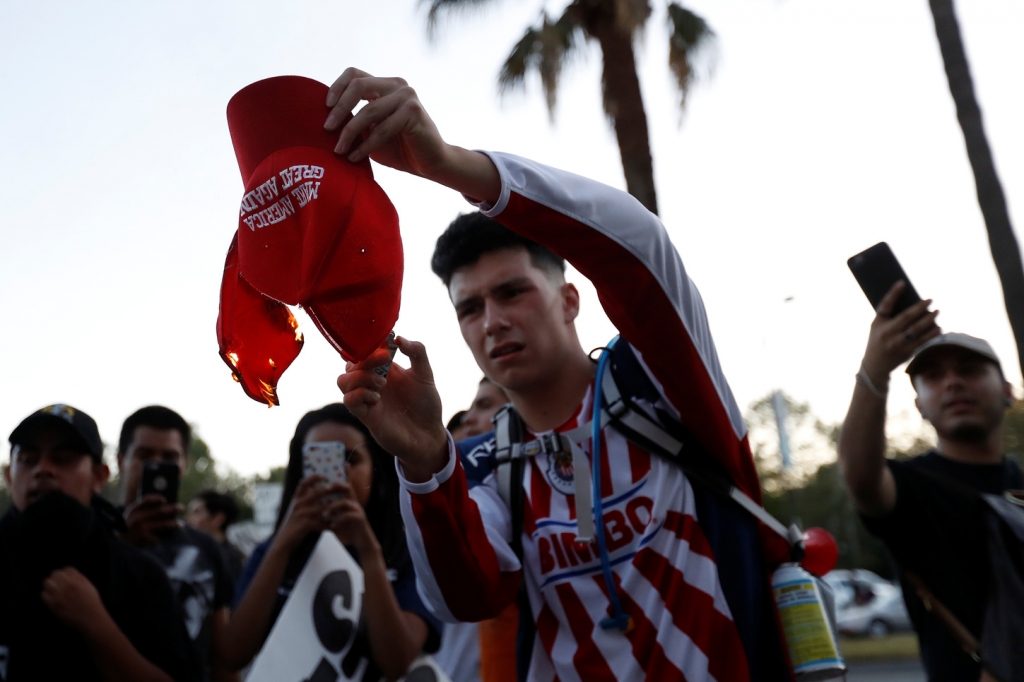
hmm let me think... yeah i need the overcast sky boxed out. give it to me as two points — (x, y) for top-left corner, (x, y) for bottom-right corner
(1, 0), (1021, 478)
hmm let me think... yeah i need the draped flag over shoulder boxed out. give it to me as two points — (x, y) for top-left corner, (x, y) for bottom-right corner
(218, 76), (403, 405)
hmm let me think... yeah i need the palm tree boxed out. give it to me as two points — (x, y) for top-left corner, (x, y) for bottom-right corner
(424, 0), (716, 215)
(928, 0), (1024, 377)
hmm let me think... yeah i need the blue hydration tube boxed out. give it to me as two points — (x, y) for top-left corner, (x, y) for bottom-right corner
(592, 336), (633, 632)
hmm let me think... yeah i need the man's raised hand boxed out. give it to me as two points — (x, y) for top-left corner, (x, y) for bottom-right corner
(324, 68), (501, 204)
(861, 281), (941, 384)
(324, 68), (448, 176)
(337, 336), (449, 483)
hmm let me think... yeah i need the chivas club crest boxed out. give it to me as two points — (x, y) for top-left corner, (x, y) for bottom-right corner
(546, 450), (576, 495)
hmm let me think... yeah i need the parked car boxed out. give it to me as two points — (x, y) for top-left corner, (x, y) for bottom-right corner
(823, 569), (912, 637)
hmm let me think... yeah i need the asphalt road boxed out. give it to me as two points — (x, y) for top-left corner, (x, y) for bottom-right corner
(845, 659), (926, 682)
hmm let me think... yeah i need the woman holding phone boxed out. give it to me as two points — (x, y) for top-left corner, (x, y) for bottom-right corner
(222, 403), (442, 679)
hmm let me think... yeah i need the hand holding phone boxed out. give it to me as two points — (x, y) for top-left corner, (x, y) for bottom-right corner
(140, 461), (181, 505)
(848, 243), (940, 382)
(847, 242), (922, 316)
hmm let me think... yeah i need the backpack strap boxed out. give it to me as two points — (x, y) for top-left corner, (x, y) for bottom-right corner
(492, 404), (535, 682)
(601, 341), (793, 541)
(494, 405), (596, 543)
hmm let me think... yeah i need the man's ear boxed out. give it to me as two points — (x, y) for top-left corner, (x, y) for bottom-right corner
(914, 395), (924, 419)
(116, 449), (126, 474)
(3, 464), (11, 487)
(561, 282), (581, 324)
(1003, 380), (1015, 408)
(92, 462), (111, 494)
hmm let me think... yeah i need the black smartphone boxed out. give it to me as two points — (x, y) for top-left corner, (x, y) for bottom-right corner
(847, 242), (922, 316)
(141, 461), (181, 504)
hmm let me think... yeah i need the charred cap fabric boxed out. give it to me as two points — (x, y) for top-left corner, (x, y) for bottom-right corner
(10, 404), (104, 462)
(218, 76), (404, 405)
(906, 332), (1002, 377)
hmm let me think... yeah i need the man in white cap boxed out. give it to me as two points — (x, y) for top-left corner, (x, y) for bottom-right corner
(838, 281), (1023, 682)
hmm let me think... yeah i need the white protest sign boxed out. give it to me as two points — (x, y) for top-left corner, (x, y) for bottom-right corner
(247, 532), (364, 682)
(246, 532), (451, 682)
(253, 482), (284, 526)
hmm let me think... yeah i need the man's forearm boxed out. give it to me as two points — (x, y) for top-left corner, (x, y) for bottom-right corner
(838, 376), (896, 517)
(427, 145), (501, 207)
(84, 610), (173, 682)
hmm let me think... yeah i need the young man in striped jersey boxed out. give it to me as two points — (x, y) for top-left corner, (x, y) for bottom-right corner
(330, 68), (790, 682)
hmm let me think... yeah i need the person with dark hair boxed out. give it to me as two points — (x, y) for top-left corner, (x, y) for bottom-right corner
(328, 69), (790, 682)
(431, 212), (566, 287)
(839, 282), (1024, 681)
(186, 490), (246, 583)
(117, 405), (237, 682)
(223, 403), (442, 679)
(0, 404), (198, 681)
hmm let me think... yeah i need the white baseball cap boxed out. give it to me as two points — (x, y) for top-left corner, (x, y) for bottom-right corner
(906, 332), (1002, 377)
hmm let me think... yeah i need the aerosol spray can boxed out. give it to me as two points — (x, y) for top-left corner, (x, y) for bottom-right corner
(373, 331), (399, 379)
(772, 563), (846, 680)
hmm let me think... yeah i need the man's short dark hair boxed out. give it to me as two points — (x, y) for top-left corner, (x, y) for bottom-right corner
(195, 489), (239, 531)
(119, 405), (191, 454)
(431, 212), (565, 286)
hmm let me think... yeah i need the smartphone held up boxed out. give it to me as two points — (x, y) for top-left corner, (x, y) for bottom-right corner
(848, 242), (922, 315)
(302, 441), (348, 486)
(140, 461), (181, 505)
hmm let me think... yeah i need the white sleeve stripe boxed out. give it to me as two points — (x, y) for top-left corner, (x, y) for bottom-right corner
(400, 487), (457, 622)
(470, 151), (745, 440)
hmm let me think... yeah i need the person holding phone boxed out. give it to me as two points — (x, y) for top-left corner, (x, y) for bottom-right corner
(838, 281), (1023, 681)
(1, 404), (199, 681)
(223, 403), (442, 679)
(116, 405), (238, 682)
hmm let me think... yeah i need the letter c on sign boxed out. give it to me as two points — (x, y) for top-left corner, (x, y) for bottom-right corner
(313, 570), (357, 653)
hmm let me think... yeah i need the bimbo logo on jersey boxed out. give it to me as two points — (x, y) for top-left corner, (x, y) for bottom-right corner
(240, 164), (325, 231)
(535, 486), (657, 587)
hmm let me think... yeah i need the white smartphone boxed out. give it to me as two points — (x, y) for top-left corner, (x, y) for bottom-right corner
(302, 441), (348, 486)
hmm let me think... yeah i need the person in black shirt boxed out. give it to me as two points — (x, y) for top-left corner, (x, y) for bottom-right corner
(117, 405), (238, 682)
(186, 489), (246, 584)
(0, 404), (198, 682)
(838, 282), (1023, 682)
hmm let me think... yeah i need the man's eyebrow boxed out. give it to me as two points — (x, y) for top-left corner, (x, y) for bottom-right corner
(453, 276), (534, 309)
(491, 276), (532, 292)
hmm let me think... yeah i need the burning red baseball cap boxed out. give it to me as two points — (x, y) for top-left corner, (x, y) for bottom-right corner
(217, 76), (403, 405)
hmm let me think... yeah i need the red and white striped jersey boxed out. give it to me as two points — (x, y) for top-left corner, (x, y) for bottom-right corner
(398, 153), (787, 682)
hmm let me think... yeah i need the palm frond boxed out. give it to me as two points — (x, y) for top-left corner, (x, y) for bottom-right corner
(422, 0), (506, 41)
(666, 2), (716, 110)
(498, 8), (582, 122)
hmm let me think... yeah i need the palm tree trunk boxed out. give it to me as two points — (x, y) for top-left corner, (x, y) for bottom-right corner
(929, 0), (1024, 377)
(589, 20), (659, 215)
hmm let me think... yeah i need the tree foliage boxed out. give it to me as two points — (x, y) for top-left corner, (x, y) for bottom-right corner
(421, 0), (716, 215)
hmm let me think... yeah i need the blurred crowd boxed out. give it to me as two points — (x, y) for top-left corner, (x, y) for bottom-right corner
(0, 377), (509, 682)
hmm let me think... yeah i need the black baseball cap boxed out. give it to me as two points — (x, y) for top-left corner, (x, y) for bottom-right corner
(9, 404), (104, 462)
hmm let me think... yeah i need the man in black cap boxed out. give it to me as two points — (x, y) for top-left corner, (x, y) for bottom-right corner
(839, 282), (1024, 681)
(0, 404), (198, 682)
